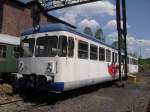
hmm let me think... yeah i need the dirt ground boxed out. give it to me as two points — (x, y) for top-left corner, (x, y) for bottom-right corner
(0, 70), (150, 112)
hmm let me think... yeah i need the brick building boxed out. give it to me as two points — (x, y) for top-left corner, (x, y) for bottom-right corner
(0, 0), (75, 36)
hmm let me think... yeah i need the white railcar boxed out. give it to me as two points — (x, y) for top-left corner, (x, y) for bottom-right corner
(18, 24), (138, 91)
(127, 55), (138, 73)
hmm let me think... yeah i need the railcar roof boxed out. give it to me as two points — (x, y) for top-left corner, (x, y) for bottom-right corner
(21, 24), (118, 50)
(0, 34), (20, 45)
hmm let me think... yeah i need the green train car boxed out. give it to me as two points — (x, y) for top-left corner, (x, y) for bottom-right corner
(0, 34), (20, 80)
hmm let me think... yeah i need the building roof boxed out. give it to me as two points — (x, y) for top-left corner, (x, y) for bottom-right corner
(21, 23), (117, 50)
(6, 0), (27, 7)
(0, 34), (20, 45)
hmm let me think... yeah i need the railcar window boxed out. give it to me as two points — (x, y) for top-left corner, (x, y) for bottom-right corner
(127, 56), (129, 64)
(133, 59), (138, 65)
(58, 36), (67, 57)
(99, 47), (105, 61)
(0, 45), (7, 58)
(14, 46), (20, 58)
(78, 41), (88, 59)
(136, 60), (138, 65)
(115, 53), (118, 62)
(68, 37), (74, 57)
(20, 38), (35, 57)
(90, 44), (98, 60)
(112, 52), (115, 63)
(121, 55), (124, 63)
(35, 36), (58, 57)
(106, 49), (111, 62)
(130, 58), (132, 64)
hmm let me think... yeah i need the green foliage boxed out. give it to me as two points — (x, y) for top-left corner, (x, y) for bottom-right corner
(112, 39), (125, 49)
(83, 27), (93, 36)
(95, 28), (105, 42)
(112, 41), (118, 48)
(139, 58), (150, 70)
(95, 28), (102, 40)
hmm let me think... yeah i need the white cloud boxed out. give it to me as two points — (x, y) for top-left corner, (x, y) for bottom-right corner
(107, 32), (150, 53)
(104, 19), (131, 30)
(108, 32), (118, 41)
(59, 12), (77, 25)
(137, 39), (150, 46)
(79, 19), (100, 29)
(107, 32), (136, 45)
(104, 20), (117, 30)
(127, 36), (137, 45)
(56, 1), (115, 24)
(145, 48), (150, 51)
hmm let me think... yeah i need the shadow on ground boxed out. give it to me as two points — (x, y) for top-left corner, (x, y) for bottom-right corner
(15, 81), (117, 105)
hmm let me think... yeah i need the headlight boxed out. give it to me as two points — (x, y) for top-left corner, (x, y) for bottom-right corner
(46, 63), (52, 74)
(45, 61), (57, 76)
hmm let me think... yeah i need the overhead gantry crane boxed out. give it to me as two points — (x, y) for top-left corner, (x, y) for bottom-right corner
(26, 0), (128, 85)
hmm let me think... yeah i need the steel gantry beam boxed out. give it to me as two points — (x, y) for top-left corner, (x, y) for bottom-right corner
(30, 0), (102, 11)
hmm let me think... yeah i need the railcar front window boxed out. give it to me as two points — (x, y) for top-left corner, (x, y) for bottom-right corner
(20, 38), (35, 57)
(58, 36), (67, 57)
(35, 36), (58, 57)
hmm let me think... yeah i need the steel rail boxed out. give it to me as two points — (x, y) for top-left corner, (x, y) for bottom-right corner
(0, 99), (23, 106)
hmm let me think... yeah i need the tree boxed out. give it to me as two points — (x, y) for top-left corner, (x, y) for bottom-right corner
(112, 41), (118, 48)
(83, 26), (93, 36)
(95, 28), (103, 39)
(112, 38), (125, 49)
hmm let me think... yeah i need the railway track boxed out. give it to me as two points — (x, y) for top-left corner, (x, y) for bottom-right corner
(0, 99), (23, 106)
(21, 103), (47, 112)
(0, 98), (47, 112)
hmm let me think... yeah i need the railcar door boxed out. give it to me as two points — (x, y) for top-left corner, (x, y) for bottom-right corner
(0, 44), (7, 72)
(65, 36), (75, 82)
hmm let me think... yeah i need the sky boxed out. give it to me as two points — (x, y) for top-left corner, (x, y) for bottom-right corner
(20, 0), (150, 59)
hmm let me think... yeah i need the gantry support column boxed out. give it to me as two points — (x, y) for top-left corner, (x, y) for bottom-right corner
(122, 0), (128, 80)
(116, 0), (128, 83)
(116, 0), (122, 82)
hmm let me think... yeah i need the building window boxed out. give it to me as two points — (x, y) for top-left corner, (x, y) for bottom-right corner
(99, 47), (105, 61)
(78, 40), (88, 59)
(68, 37), (74, 57)
(106, 49), (111, 62)
(58, 35), (67, 57)
(0, 45), (7, 58)
(90, 44), (98, 60)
